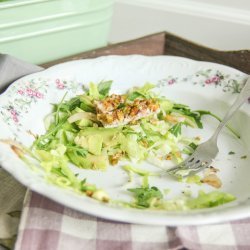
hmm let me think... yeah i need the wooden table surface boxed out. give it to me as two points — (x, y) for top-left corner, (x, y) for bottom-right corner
(41, 32), (250, 74)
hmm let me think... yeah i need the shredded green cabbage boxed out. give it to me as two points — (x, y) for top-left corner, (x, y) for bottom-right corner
(12, 81), (237, 210)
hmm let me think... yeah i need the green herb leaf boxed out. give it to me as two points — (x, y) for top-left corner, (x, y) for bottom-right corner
(80, 102), (96, 113)
(66, 144), (88, 157)
(173, 103), (189, 109)
(169, 123), (182, 137)
(128, 186), (163, 208)
(195, 110), (240, 138)
(189, 142), (198, 150)
(55, 92), (68, 125)
(173, 104), (203, 129)
(127, 91), (144, 101)
(98, 80), (112, 97)
(117, 103), (126, 109)
(60, 96), (81, 112)
(79, 95), (96, 113)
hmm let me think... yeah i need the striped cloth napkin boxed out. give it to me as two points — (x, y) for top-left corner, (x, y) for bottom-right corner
(14, 191), (250, 250)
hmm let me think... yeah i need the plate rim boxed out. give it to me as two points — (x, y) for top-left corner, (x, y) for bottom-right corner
(0, 54), (249, 226)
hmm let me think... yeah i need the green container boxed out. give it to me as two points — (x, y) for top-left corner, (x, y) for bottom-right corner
(0, 0), (114, 64)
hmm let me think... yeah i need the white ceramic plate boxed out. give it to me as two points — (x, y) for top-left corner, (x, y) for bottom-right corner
(0, 55), (250, 226)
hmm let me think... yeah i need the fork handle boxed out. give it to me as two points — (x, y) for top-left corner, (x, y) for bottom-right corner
(211, 77), (250, 142)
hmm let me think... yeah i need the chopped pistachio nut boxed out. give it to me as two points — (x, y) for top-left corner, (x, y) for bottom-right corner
(96, 96), (160, 127)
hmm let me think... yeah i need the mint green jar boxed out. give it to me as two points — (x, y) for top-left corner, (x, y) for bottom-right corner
(0, 0), (114, 64)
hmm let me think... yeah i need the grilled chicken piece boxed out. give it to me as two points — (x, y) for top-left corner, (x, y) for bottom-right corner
(95, 96), (160, 127)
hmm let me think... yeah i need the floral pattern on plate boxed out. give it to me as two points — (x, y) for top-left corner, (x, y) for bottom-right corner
(0, 69), (248, 132)
(157, 69), (247, 94)
(0, 78), (82, 137)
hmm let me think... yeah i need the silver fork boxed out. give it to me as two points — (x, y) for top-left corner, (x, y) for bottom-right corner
(166, 76), (250, 178)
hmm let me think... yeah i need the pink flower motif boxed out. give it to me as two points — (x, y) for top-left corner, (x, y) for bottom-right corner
(26, 88), (33, 96)
(17, 89), (25, 95)
(13, 116), (19, 123)
(10, 109), (19, 123)
(25, 88), (43, 98)
(57, 84), (65, 89)
(168, 79), (176, 85)
(56, 79), (65, 89)
(205, 79), (212, 84)
(205, 76), (221, 84)
(211, 76), (220, 83)
(10, 109), (17, 116)
(35, 91), (44, 98)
